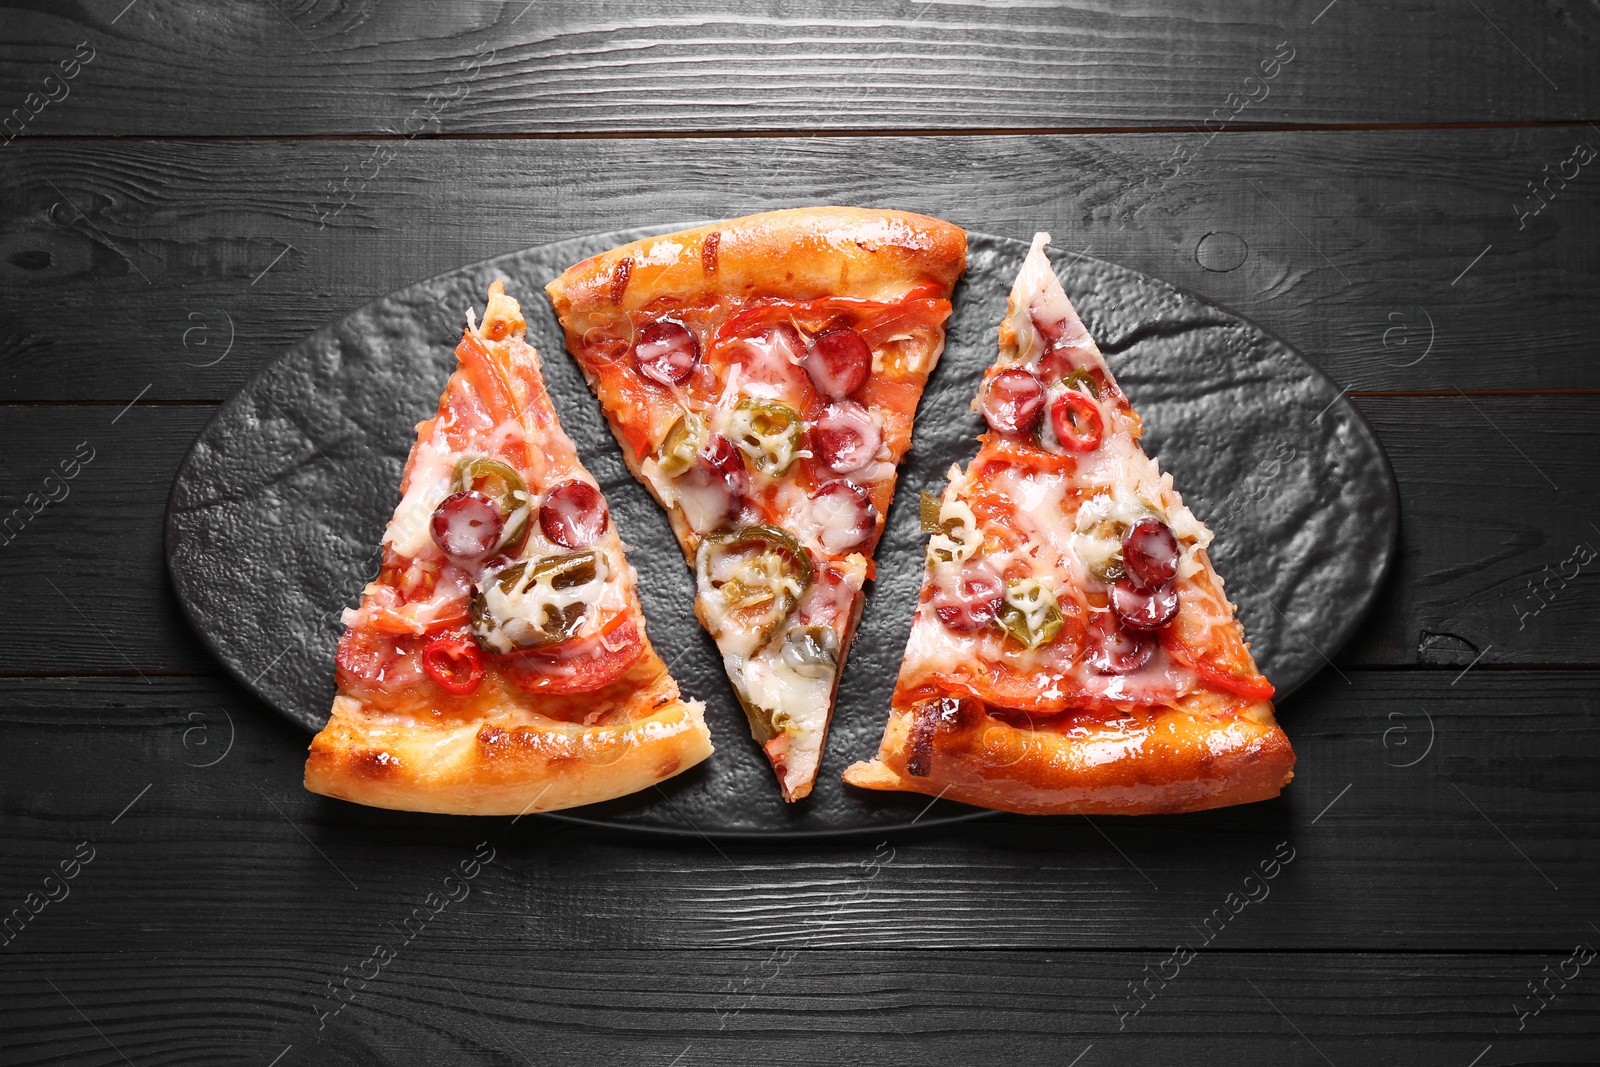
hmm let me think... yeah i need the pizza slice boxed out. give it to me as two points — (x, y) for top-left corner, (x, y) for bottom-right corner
(843, 234), (1295, 815)
(305, 280), (713, 814)
(546, 208), (967, 801)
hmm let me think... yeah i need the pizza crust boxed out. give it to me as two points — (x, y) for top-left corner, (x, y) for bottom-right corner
(842, 698), (1294, 816)
(545, 205), (967, 315)
(305, 684), (713, 816)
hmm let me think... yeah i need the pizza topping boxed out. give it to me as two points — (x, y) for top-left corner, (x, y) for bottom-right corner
(1029, 304), (1072, 347)
(927, 496), (981, 565)
(470, 550), (607, 655)
(905, 696), (964, 777)
(738, 624), (843, 742)
(539, 480), (610, 549)
(728, 397), (804, 479)
(1110, 577), (1180, 631)
(1075, 518), (1128, 584)
(430, 491), (504, 563)
(980, 368), (1046, 436)
(931, 559), (1005, 632)
(499, 613), (645, 695)
(809, 399), (881, 474)
(803, 327), (871, 398)
(453, 456), (531, 553)
(1085, 611), (1155, 674)
(996, 578), (1064, 650)
(732, 324), (809, 396)
(336, 629), (430, 691)
(656, 412), (708, 479)
(1063, 368), (1101, 398)
(421, 634), (485, 695)
(1049, 391), (1104, 453)
(1122, 518), (1180, 590)
(695, 525), (813, 654)
(634, 320), (700, 385)
(651, 428), (749, 534)
(810, 481), (877, 554)
(779, 624), (839, 681)
(671, 432), (748, 533)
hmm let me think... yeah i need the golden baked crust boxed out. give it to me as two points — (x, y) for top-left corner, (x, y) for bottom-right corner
(545, 206), (968, 317)
(306, 690), (713, 817)
(842, 695), (1294, 816)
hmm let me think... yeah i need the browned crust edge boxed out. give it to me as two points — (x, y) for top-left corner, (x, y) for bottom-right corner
(305, 694), (713, 816)
(545, 206), (968, 314)
(841, 701), (1295, 816)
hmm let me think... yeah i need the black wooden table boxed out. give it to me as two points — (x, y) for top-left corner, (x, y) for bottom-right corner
(3, 3), (1597, 1063)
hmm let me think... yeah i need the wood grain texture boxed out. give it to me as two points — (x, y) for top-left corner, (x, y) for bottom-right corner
(1, 394), (1592, 673)
(1, 2), (1594, 1060)
(0, 669), (1594, 951)
(0, 0), (1595, 136)
(1, 949), (1597, 1065)
(1, 129), (1595, 405)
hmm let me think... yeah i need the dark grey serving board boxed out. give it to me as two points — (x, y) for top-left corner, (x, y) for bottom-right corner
(165, 227), (1397, 837)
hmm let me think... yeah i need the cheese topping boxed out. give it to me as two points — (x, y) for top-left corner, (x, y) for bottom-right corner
(1003, 579), (1059, 642)
(927, 497), (981, 564)
(383, 432), (457, 560)
(476, 552), (612, 655)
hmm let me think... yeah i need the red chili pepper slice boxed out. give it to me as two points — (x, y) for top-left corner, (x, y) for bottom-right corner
(422, 635), (485, 696)
(1050, 391), (1104, 452)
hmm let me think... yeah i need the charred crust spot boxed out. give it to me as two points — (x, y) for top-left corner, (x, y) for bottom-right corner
(702, 232), (720, 275)
(905, 696), (964, 777)
(354, 749), (402, 779)
(656, 755), (682, 778)
(609, 257), (634, 305)
(479, 726), (508, 747)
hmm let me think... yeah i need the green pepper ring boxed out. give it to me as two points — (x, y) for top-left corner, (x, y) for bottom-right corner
(469, 550), (600, 652)
(729, 397), (803, 479)
(695, 524), (814, 647)
(452, 455), (530, 550)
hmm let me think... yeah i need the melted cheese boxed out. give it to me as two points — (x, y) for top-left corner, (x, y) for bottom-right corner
(383, 432), (457, 560)
(732, 328), (805, 398)
(1003, 579), (1058, 641)
(726, 401), (805, 482)
(477, 553), (611, 655)
(927, 497), (981, 564)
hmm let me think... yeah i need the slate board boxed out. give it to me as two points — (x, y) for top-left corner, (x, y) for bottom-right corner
(165, 227), (1398, 837)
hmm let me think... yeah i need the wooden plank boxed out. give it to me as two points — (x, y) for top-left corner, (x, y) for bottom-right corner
(2, 129), (1596, 403)
(0, 394), (1592, 672)
(0, 669), (1594, 952)
(0, 405), (217, 673)
(0, 1), (1594, 136)
(1340, 396), (1598, 669)
(0, 951), (1596, 1066)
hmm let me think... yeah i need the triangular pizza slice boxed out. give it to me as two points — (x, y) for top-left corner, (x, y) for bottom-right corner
(844, 234), (1294, 814)
(306, 281), (712, 814)
(547, 208), (967, 800)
